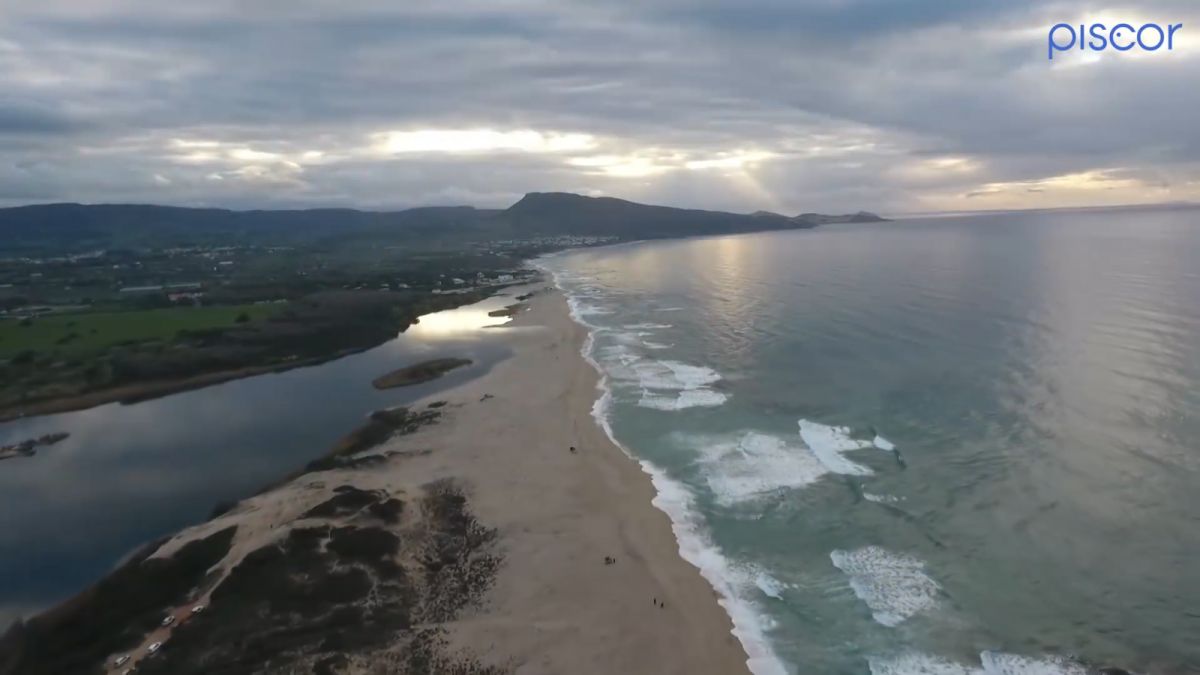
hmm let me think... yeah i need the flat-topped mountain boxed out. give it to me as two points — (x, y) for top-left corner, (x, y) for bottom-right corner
(500, 192), (810, 239)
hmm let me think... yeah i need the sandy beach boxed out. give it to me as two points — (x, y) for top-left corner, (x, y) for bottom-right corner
(80, 283), (750, 674)
(403, 284), (751, 673)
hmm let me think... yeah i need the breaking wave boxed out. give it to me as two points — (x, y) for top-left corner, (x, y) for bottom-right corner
(689, 431), (829, 506)
(830, 546), (940, 627)
(798, 419), (878, 476)
(868, 651), (1091, 675)
(538, 255), (790, 675)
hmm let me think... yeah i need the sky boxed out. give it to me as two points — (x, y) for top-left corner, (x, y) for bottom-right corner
(0, 0), (1197, 215)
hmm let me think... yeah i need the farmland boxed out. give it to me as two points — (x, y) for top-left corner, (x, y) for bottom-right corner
(0, 305), (281, 360)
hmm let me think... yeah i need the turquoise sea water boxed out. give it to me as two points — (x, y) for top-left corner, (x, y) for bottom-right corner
(539, 208), (1200, 675)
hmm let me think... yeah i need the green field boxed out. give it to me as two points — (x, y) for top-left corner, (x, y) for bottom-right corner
(0, 305), (281, 359)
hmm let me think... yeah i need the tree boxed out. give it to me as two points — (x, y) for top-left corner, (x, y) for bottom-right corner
(11, 350), (36, 365)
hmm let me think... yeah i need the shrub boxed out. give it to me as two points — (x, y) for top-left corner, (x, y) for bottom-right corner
(11, 350), (36, 365)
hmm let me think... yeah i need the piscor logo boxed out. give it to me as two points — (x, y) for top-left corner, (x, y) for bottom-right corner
(1048, 22), (1182, 59)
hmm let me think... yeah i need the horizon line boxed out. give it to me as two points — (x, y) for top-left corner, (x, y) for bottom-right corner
(1, 194), (1196, 221)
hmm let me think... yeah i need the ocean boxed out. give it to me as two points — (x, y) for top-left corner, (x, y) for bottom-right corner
(538, 207), (1200, 675)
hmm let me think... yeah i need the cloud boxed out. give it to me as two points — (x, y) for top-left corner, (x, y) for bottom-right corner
(372, 129), (596, 155)
(0, 102), (83, 134)
(0, 0), (1196, 213)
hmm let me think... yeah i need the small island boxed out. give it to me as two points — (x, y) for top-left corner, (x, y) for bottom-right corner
(487, 303), (524, 318)
(371, 358), (473, 389)
(0, 432), (70, 461)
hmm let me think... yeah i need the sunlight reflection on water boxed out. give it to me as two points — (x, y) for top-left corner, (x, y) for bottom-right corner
(405, 304), (513, 339)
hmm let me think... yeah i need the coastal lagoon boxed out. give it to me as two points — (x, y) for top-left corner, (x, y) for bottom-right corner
(0, 293), (519, 625)
(541, 207), (1200, 674)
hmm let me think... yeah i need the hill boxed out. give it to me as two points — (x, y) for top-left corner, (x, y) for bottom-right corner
(498, 192), (812, 239)
(0, 204), (493, 255)
(794, 211), (889, 225)
(0, 193), (885, 256)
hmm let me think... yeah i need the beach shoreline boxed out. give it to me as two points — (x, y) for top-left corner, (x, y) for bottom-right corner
(390, 283), (754, 673)
(5, 282), (752, 674)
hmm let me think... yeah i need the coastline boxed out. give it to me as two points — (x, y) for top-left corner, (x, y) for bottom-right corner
(4, 282), (751, 674)
(543, 260), (787, 675)
(380, 284), (754, 673)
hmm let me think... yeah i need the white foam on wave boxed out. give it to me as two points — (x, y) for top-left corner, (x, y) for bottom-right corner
(869, 652), (1090, 675)
(598, 343), (640, 365)
(553, 263), (727, 413)
(631, 360), (727, 410)
(863, 492), (902, 504)
(643, 466), (790, 675)
(572, 301), (614, 317)
(564, 297), (602, 330)
(754, 570), (787, 600)
(634, 360), (722, 389)
(874, 434), (896, 451)
(641, 388), (729, 410)
(607, 325), (673, 350)
(798, 419), (875, 476)
(830, 546), (939, 627)
(540, 261), (791, 675)
(612, 330), (673, 353)
(869, 652), (984, 675)
(978, 652), (1090, 675)
(692, 431), (829, 506)
(716, 562), (790, 603)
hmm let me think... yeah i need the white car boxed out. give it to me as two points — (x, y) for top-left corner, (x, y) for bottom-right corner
(190, 604), (206, 614)
(161, 615), (175, 627)
(114, 654), (130, 666)
(147, 641), (163, 654)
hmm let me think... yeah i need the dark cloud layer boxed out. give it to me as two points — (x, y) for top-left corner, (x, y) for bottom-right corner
(0, 0), (1197, 213)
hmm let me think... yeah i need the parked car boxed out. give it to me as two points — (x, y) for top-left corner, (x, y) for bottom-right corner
(161, 615), (175, 627)
(114, 654), (130, 666)
(190, 604), (206, 614)
(147, 642), (163, 655)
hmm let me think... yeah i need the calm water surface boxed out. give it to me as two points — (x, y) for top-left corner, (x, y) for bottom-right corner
(0, 293), (519, 624)
(543, 208), (1200, 674)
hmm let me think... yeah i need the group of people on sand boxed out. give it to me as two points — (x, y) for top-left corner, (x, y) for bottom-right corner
(577, 443), (668, 610)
